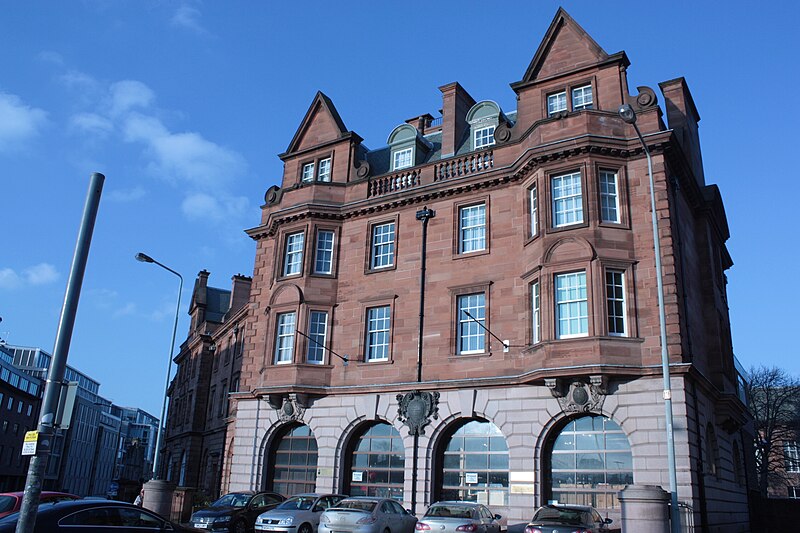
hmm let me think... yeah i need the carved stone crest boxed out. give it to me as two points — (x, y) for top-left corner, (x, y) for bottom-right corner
(396, 391), (440, 436)
(546, 375), (608, 414)
(276, 393), (307, 423)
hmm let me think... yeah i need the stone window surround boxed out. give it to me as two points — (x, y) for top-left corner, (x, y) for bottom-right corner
(304, 308), (333, 365)
(299, 152), (334, 184)
(357, 295), (397, 365)
(596, 163), (629, 228)
(311, 225), (340, 278)
(452, 196), (491, 259)
(276, 224), (309, 281)
(365, 215), (399, 274)
(543, 76), (597, 117)
(545, 163), (590, 233)
(449, 280), (493, 358)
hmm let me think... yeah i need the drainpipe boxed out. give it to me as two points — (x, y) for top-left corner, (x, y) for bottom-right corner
(412, 207), (435, 515)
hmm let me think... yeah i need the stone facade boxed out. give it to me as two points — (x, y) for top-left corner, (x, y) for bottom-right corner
(222, 8), (751, 532)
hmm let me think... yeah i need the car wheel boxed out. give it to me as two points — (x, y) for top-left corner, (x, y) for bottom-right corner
(298, 524), (313, 533)
(233, 520), (248, 533)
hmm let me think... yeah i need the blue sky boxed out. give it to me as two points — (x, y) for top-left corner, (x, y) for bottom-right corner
(1, 1), (798, 418)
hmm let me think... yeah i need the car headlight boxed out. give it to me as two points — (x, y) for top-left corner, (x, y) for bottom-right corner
(278, 517), (295, 526)
(214, 516), (231, 523)
(320, 514), (329, 525)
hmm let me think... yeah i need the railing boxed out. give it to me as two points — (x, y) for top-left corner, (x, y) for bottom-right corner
(434, 150), (493, 182)
(429, 116), (443, 127)
(368, 169), (420, 197)
(366, 148), (494, 198)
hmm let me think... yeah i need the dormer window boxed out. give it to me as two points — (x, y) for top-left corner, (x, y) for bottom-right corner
(466, 101), (504, 152)
(318, 158), (331, 181)
(392, 148), (413, 170)
(301, 162), (315, 182)
(548, 91), (567, 116)
(572, 85), (593, 110)
(474, 126), (495, 149)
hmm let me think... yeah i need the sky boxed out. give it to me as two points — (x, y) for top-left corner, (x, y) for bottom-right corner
(1, 1), (798, 419)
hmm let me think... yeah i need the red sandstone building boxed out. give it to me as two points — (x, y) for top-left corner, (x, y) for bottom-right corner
(211, 9), (750, 531)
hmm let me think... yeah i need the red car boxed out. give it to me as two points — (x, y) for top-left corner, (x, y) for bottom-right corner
(0, 492), (81, 519)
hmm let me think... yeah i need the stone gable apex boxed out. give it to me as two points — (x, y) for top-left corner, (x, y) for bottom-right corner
(284, 91), (349, 155)
(518, 7), (609, 85)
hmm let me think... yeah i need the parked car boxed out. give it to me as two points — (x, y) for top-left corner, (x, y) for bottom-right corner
(0, 491), (81, 519)
(0, 499), (197, 532)
(190, 491), (285, 533)
(255, 493), (347, 533)
(524, 504), (612, 533)
(415, 501), (502, 533)
(319, 497), (417, 533)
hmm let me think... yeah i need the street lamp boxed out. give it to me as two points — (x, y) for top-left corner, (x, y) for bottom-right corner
(618, 104), (680, 533)
(135, 252), (183, 482)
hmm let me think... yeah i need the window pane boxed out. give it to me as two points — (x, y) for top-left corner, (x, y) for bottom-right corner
(459, 204), (486, 253)
(530, 184), (538, 237)
(306, 311), (328, 364)
(348, 423), (405, 498)
(599, 170), (620, 223)
(314, 230), (335, 274)
(274, 312), (296, 363)
(302, 163), (315, 182)
(474, 126), (495, 149)
(270, 425), (318, 496)
(548, 91), (567, 115)
(318, 158), (331, 182)
(606, 270), (626, 336)
(370, 222), (395, 269)
(458, 293), (485, 354)
(551, 172), (583, 227)
(283, 232), (305, 276)
(393, 148), (413, 170)
(572, 85), (593, 110)
(556, 272), (588, 338)
(366, 306), (391, 361)
(531, 281), (540, 344)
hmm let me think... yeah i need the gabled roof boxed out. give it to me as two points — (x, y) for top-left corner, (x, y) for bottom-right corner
(518, 7), (609, 84)
(284, 91), (349, 155)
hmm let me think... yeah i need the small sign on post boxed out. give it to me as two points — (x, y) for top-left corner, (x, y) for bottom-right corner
(21, 431), (38, 456)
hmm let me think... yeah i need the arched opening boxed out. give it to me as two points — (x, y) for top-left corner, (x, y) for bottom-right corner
(434, 419), (509, 507)
(544, 414), (632, 515)
(343, 422), (405, 499)
(265, 424), (318, 496)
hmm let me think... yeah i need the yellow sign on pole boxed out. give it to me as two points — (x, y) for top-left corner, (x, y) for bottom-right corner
(22, 431), (38, 456)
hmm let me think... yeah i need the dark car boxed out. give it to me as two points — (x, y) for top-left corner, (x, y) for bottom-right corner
(190, 491), (285, 533)
(0, 498), (196, 532)
(0, 491), (81, 519)
(524, 504), (612, 533)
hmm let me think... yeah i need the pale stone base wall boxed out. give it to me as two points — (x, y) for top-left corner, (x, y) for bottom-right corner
(227, 374), (749, 531)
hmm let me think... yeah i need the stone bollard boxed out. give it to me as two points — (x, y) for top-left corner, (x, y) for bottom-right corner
(618, 484), (670, 533)
(142, 478), (176, 521)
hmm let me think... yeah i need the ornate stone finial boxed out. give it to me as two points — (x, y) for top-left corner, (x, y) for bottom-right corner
(493, 122), (512, 144)
(634, 86), (658, 109)
(547, 377), (609, 414)
(356, 160), (371, 179)
(264, 185), (283, 206)
(397, 391), (440, 436)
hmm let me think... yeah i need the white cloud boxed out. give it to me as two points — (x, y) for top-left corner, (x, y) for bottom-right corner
(0, 263), (59, 289)
(70, 112), (114, 138)
(59, 69), (99, 92)
(112, 302), (137, 318)
(109, 80), (155, 117)
(0, 93), (48, 151)
(24, 263), (59, 285)
(0, 269), (22, 290)
(38, 51), (65, 66)
(182, 192), (249, 222)
(107, 186), (147, 203)
(171, 4), (207, 34)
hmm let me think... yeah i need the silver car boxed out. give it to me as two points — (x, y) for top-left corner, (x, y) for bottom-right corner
(415, 502), (502, 533)
(524, 504), (612, 533)
(256, 494), (347, 533)
(319, 497), (417, 533)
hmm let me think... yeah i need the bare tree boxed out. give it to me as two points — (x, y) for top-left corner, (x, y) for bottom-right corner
(745, 365), (800, 497)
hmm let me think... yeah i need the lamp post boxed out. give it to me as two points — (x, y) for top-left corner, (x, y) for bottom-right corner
(135, 252), (182, 517)
(618, 104), (680, 533)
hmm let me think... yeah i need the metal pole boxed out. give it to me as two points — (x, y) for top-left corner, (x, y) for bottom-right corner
(16, 173), (104, 533)
(633, 120), (681, 533)
(137, 256), (182, 479)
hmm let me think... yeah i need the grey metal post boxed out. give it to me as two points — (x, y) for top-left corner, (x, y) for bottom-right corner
(618, 104), (681, 533)
(16, 173), (105, 533)
(134, 253), (183, 479)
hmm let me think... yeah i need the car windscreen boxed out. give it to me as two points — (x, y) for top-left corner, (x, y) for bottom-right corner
(532, 508), (587, 525)
(213, 494), (250, 508)
(0, 497), (16, 514)
(425, 505), (473, 519)
(277, 497), (315, 511)
(335, 501), (376, 512)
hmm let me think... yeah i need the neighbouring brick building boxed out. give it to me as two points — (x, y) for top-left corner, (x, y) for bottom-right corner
(163, 271), (251, 501)
(219, 9), (751, 531)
